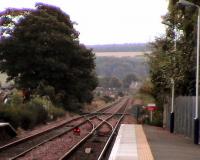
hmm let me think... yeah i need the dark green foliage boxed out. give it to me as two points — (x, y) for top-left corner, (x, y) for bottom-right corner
(18, 109), (36, 129)
(0, 3), (97, 110)
(0, 105), (21, 128)
(27, 99), (48, 125)
(0, 94), (65, 129)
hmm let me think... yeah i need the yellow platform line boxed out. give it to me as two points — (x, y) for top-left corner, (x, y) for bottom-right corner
(135, 125), (154, 160)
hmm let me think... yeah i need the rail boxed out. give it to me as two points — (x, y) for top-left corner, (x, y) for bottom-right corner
(10, 117), (95, 160)
(59, 98), (130, 160)
(97, 97), (130, 160)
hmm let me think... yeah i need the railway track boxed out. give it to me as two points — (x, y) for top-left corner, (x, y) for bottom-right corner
(0, 97), (128, 160)
(59, 98), (130, 160)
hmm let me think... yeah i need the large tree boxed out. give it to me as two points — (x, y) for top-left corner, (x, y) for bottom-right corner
(149, 0), (200, 102)
(0, 3), (98, 110)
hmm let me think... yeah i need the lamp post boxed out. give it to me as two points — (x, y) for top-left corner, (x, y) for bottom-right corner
(177, 0), (200, 144)
(162, 20), (176, 133)
(170, 78), (175, 133)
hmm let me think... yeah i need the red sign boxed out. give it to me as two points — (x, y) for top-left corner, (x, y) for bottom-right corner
(146, 106), (158, 111)
(145, 103), (158, 111)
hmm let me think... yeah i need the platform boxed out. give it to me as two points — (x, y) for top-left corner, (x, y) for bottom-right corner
(108, 124), (154, 160)
(143, 125), (200, 160)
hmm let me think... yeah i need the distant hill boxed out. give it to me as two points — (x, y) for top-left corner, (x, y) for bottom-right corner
(95, 56), (149, 80)
(87, 43), (150, 52)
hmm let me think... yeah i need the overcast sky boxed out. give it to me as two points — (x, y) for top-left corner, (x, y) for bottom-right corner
(0, 0), (168, 45)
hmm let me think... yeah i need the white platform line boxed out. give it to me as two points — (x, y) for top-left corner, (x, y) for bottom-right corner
(108, 124), (138, 160)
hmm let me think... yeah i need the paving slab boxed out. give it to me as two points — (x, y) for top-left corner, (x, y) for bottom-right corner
(143, 125), (200, 160)
(109, 124), (154, 160)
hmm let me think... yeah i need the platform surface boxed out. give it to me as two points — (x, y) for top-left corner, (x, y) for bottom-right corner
(143, 125), (200, 160)
(109, 124), (154, 160)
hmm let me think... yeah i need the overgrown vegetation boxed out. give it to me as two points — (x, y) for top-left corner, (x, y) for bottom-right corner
(149, 0), (199, 107)
(133, 80), (163, 126)
(0, 92), (65, 129)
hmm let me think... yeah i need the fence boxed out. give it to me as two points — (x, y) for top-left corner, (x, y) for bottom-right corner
(165, 96), (200, 138)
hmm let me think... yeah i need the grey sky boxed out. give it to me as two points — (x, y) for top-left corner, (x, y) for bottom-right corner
(0, 0), (168, 45)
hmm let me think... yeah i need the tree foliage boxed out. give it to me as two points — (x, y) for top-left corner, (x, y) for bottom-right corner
(149, 0), (199, 105)
(96, 56), (148, 80)
(0, 3), (97, 110)
(98, 76), (122, 89)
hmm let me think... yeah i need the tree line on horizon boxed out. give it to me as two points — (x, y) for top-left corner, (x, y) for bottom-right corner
(95, 56), (149, 81)
(87, 43), (150, 52)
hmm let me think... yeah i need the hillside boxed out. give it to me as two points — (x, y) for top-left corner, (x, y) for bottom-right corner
(87, 43), (149, 52)
(95, 55), (149, 80)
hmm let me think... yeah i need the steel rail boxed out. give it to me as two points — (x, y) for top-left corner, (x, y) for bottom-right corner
(97, 115), (124, 160)
(59, 98), (129, 160)
(9, 117), (96, 160)
(96, 116), (114, 131)
(97, 98), (130, 160)
(0, 98), (122, 151)
(10, 114), (112, 160)
(0, 116), (85, 151)
(59, 114), (115, 160)
(93, 97), (122, 113)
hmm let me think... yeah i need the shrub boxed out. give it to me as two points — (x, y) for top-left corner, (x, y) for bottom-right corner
(18, 108), (36, 129)
(28, 98), (48, 125)
(6, 91), (23, 107)
(30, 96), (65, 121)
(148, 110), (163, 127)
(48, 105), (65, 120)
(0, 93), (65, 130)
(0, 104), (21, 128)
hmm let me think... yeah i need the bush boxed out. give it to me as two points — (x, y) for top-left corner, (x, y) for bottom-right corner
(0, 105), (21, 128)
(18, 108), (36, 129)
(148, 110), (163, 127)
(0, 94), (65, 130)
(48, 105), (65, 120)
(6, 91), (23, 106)
(28, 98), (48, 124)
(30, 96), (65, 121)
